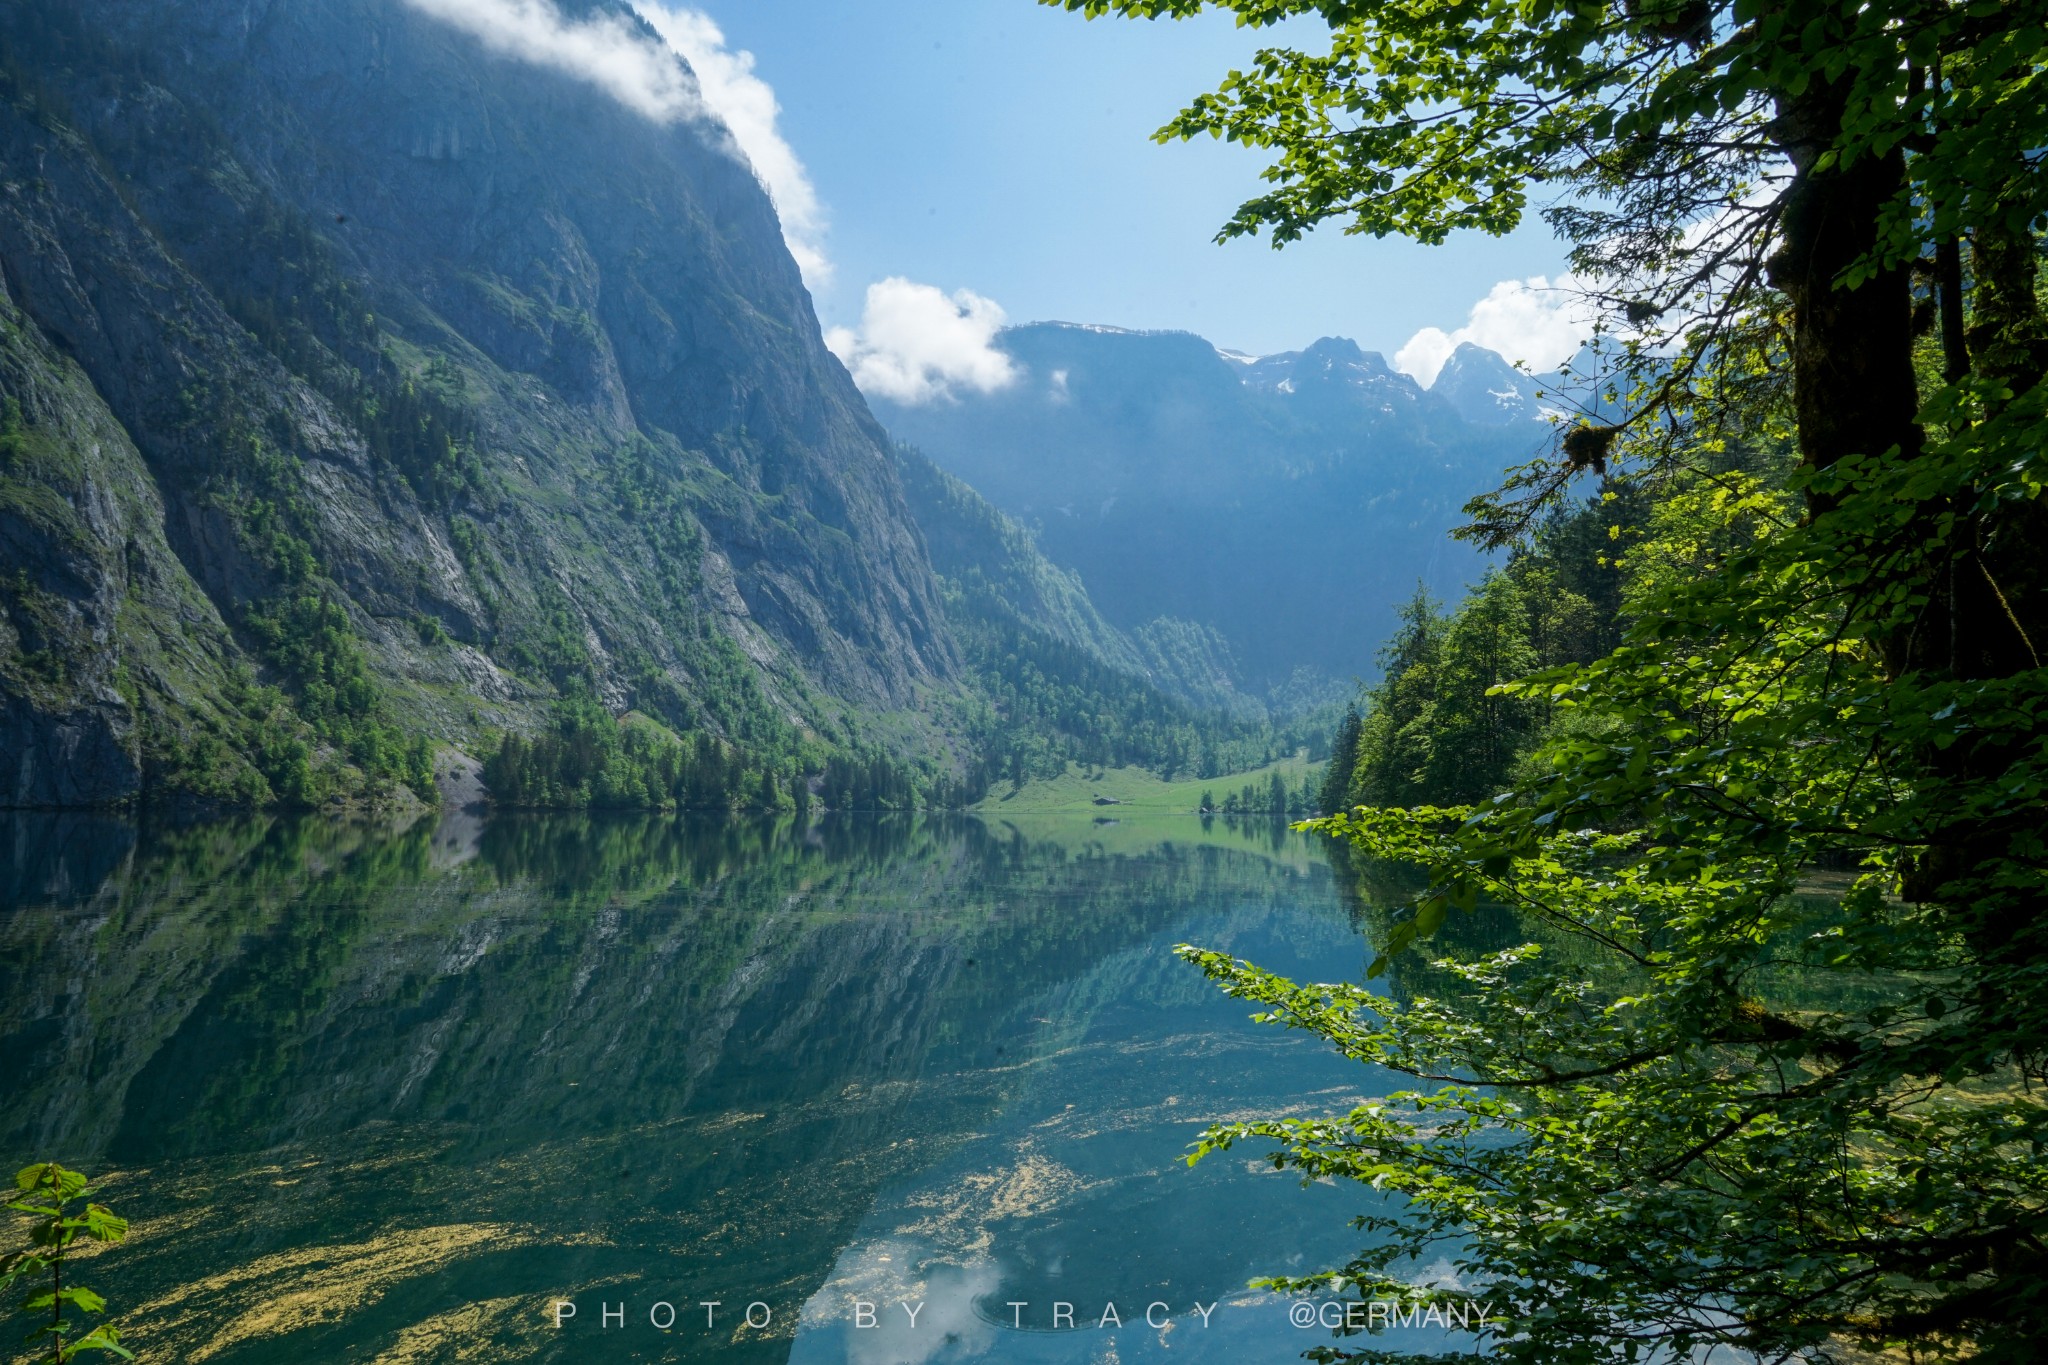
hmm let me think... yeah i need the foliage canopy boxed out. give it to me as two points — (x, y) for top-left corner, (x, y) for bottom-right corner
(1055, 0), (2048, 1358)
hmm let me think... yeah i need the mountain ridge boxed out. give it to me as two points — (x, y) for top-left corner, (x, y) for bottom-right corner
(0, 0), (1336, 809)
(871, 320), (1563, 685)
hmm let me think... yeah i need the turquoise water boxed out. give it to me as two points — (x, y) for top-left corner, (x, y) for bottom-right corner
(0, 811), (1472, 1363)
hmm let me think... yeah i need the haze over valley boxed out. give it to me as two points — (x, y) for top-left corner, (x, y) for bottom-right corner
(875, 322), (1561, 690)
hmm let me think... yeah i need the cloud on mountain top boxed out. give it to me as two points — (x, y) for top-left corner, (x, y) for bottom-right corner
(400, 0), (828, 285)
(825, 279), (1019, 406)
(635, 5), (829, 285)
(402, 0), (702, 118)
(1395, 275), (1596, 386)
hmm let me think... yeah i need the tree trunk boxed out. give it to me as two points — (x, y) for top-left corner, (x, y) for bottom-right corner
(1766, 86), (1923, 493)
(1770, 78), (2048, 1340)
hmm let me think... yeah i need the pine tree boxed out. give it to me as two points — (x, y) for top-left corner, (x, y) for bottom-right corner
(1316, 705), (1362, 815)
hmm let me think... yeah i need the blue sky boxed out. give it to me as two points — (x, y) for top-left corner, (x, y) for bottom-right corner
(401, 0), (1589, 398)
(696, 1), (1556, 351)
(696, 0), (1567, 356)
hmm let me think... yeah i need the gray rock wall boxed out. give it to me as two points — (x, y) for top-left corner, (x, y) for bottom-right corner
(0, 0), (963, 805)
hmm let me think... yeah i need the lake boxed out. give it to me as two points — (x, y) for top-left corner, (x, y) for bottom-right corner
(0, 810), (1484, 1363)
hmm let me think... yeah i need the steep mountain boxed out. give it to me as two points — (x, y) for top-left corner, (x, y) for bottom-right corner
(0, 0), (1504, 812)
(1427, 341), (1547, 425)
(874, 323), (1560, 685)
(896, 448), (1147, 679)
(895, 445), (1324, 787)
(895, 446), (1252, 716)
(0, 0), (956, 807)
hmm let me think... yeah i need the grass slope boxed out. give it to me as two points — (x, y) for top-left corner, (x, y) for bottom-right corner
(973, 754), (1320, 814)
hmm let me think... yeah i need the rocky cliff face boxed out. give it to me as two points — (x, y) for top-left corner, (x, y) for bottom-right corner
(0, 0), (957, 805)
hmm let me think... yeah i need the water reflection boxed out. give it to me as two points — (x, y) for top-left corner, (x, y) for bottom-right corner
(2, 810), (1405, 1363)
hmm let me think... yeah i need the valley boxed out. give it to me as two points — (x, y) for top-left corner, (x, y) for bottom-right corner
(0, 0), (1538, 816)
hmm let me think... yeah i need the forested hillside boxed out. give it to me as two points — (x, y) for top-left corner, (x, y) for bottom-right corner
(1318, 473), (1659, 812)
(1062, 0), (2048, 1357)
(899, 445), (1338, 797)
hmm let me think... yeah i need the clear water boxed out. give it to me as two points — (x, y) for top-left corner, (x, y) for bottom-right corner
(0, 810), (1475, 1363)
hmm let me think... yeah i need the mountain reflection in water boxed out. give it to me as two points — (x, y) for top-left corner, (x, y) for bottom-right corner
(1, 811), (1445, 1363)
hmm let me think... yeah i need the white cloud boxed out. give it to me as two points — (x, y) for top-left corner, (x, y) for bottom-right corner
(824, 278), (1019, 405)
(635, 6), (830, 285)
(400, 0), (829, 285)
(1394, 275), (1596, 386)
(402, 0), (705, 120)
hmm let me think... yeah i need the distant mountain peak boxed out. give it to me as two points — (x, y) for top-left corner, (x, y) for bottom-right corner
(1427, 342), (1543, 425)
(1027, 320), (1207, 341)
(1237, 336), (1412, 399)
(1299, 334), (1368, 363)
